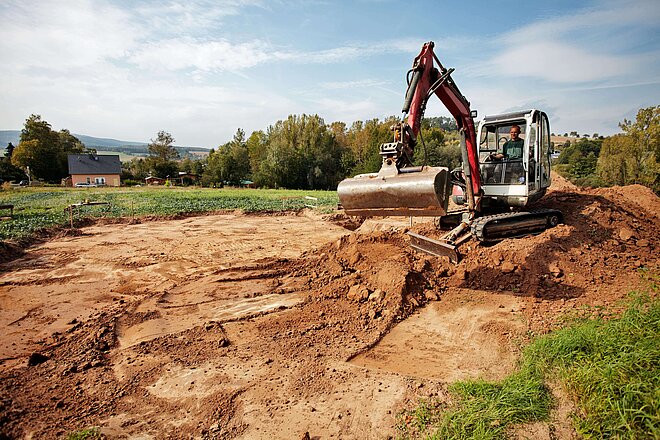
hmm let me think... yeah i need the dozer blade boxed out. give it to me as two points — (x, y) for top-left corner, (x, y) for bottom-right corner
(407, 231), (460, 263)
(337, 166), (451, 217)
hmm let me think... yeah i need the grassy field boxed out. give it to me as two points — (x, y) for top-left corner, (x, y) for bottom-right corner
(397, 273), (660, 440)
(0, 186), (339, 241)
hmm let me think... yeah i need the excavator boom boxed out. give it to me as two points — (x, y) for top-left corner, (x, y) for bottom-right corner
(337, 42), (481, 217)
(404, 42), (481, 204)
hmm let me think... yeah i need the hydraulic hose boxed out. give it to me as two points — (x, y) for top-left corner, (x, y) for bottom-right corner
(402, 69), (422, 114)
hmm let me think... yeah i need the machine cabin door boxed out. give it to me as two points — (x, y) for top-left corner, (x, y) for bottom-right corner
(539, 112), (552, 189)
(527, 114), (540, 193)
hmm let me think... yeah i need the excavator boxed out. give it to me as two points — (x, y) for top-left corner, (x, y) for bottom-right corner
(337, 41), (562, 263)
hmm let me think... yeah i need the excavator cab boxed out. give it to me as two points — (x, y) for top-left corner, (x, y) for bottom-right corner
(475, 110), (552, 209)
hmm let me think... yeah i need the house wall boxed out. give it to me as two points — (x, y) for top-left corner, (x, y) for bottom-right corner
(71, 174), (121, 187)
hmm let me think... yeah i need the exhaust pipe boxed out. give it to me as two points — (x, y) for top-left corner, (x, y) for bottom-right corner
(337, 166), (451, 217)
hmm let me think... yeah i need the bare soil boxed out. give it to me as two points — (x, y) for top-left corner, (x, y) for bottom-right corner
(0, 175), (658, 439)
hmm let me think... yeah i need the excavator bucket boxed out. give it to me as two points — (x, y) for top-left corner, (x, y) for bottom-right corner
(337, 166), (451, 217)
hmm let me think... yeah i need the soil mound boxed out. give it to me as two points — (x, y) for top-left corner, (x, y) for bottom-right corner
(304, 180), (658, 333)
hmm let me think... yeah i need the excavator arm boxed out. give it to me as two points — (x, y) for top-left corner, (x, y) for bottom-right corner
(337, 41), (481, 217)
(402, 42), (481, 212)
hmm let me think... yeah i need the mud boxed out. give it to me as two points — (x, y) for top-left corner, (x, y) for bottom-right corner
(0, 175), (658, 439)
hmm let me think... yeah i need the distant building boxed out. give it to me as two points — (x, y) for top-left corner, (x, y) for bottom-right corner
(145, 176), (167, 185)
(67, 154), (122, 187)
(177, 172), (199, 186)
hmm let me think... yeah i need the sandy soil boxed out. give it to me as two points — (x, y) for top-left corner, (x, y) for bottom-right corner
(0, 175), (658, 439)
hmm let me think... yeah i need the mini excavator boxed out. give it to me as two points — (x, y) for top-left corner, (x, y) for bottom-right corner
(337, 41), (562, 263)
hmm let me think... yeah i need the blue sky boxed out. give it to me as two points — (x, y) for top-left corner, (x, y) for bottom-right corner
(1, 0), (659, 148)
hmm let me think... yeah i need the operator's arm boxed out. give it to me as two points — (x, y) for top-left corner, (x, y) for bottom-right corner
(489, 143), (507, 160)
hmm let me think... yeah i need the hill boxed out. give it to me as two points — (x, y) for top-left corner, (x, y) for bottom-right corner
(0, 130), (146, 149)
(0, 130), (209, 159)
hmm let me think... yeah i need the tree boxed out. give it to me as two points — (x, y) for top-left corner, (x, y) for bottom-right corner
(246, 130), (268, 184)
(249, 115), (347, 189)
(203, 128), (251, 186)
(597, 134), (632, 185)
(11, 114), (85, 182)
(5, 143), (15, 160)
(179, 157), (204, 176)
(597, 106), (660, 191)
(344, 117), (393, 176)
(412, 127), (461, 170)
(424, 116), (457, 131)
(123, 158), (150, 181)
(0, 141), (27, 182)
(557, 137), (602, 183)
(221, 129), (250, 185)
(146, 131), (179, 178)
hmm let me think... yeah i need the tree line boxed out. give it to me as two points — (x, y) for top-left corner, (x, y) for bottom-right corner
(122, 115), (460, 189)
(554, 106), (659, 193)
(4, 108), (658, 194)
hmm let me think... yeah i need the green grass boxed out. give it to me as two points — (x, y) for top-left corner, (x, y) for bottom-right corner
(0, 186), (339, 240)
(398, 277), (660, 440)
(67, 427), (104, 440)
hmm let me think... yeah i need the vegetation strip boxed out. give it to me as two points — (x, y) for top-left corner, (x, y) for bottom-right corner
(0, 187), (339, 240)
(397, 277), (660, 440)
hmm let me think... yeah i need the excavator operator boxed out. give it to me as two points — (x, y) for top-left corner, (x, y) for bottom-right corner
(489, 125), (524, 160)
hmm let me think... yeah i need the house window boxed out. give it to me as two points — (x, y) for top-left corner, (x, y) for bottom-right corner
(95, 177), (106, 185)
(86, 177), (91, 184)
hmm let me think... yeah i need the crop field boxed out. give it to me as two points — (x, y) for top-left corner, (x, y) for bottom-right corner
(0, 186), (339, 240)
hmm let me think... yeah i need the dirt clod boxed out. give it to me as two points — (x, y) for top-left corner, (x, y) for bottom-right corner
(27, 352), (48, 366)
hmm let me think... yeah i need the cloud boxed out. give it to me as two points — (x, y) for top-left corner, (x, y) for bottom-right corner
(503, 0), (660, 46)
(127, 38), (422, 73)
(307, 97), (384, 123)
(319, 79), (392, 90)
(491, 41), (631, 83)
(129, 0), (267, 39)
(485, 0), (660, 84)
(0, 0), (139, 71)
(128, 38), (278, 72)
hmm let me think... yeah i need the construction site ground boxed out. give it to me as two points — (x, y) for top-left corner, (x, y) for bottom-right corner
(0, 174), (658, 439)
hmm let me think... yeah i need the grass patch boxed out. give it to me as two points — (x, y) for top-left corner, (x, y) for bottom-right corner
(0, 186), (339, 240)
(397, 279), (659, 439)
(527, 291), (660, 439)
(67, 427), (104, 439)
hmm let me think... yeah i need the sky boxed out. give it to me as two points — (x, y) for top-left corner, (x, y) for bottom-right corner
(1, 0), (659, 148)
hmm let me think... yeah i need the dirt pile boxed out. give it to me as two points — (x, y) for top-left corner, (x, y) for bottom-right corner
(319, 175), (658, 332)
(425, 176), (657, 331)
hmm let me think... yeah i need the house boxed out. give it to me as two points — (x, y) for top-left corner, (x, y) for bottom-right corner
(145, 176), (167, 185)
(177, 172), (199, 186)
(68, 154), (121, 187)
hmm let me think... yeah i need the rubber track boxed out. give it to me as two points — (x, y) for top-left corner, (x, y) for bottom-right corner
(471, 209), (563, 242)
